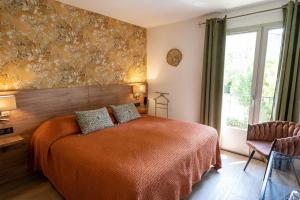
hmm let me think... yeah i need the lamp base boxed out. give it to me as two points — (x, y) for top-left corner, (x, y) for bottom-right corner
(0, 111), (9, 121)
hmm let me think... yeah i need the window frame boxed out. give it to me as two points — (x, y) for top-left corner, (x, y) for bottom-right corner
(225, 22), (283, 125)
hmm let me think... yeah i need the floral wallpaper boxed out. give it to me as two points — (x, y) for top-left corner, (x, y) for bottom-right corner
(0, 0), (146, 90)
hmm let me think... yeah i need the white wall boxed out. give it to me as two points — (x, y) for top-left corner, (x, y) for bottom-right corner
(147, 0), (288, 155)
(147, 17), (204, 122)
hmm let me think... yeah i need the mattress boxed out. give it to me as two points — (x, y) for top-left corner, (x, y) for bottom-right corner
(31, 115), (221, 200)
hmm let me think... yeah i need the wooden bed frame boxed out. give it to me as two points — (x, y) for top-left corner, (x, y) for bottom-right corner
(0, 83), (146, 185)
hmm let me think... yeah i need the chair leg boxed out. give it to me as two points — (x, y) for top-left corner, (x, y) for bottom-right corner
(244, 150), (255, 171)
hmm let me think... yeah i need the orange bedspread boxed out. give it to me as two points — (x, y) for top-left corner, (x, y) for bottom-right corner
(31, 115), (221, 200)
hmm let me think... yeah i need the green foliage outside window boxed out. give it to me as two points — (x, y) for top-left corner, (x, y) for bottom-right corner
(224, 60), (276, 129)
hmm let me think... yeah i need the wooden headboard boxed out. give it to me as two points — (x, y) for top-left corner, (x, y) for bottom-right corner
(0, 83), (147, 185)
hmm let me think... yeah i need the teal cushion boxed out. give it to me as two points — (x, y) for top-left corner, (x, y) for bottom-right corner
(75, 107), (114, 135)
(111, 103), (141, 123)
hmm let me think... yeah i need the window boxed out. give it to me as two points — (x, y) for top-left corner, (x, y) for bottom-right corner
(259, 28), (283, 122)
(222, 24), (283, 130)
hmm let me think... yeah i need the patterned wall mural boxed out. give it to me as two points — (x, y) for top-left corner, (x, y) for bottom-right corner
(0, 0), (146, 90)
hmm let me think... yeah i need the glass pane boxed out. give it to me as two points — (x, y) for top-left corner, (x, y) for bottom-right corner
(222, 32), (257, 129)
(261, 151), (300, 200)
(259, 28), (283, 122)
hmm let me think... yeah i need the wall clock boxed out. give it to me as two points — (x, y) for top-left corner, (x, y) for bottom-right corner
(166, 48), (182, 67)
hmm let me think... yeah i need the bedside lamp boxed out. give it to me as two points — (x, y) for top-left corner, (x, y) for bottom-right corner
(0, 95), (17, 121)
(132, 84), (146, 100)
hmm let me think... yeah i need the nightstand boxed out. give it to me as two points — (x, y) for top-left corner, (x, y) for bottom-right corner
(137, 106), (148, 114)
(0, 135), (24, 149)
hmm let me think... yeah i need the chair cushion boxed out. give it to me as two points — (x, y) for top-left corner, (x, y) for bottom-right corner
(246, 140), (273, 157)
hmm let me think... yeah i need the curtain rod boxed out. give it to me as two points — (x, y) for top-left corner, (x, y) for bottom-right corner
(198, 7), (282, 26)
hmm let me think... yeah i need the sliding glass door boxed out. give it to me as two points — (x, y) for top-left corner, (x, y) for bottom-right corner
(221, 24), (283, 155)
(222, 31), (257, 130)
(257, 28), (283, 122)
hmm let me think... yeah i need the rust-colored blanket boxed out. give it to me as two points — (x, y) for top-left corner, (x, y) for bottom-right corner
(31, 115), (221, 200)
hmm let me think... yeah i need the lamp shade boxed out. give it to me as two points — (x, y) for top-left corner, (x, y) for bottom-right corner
(132, 84), (146, 95)
(0, 95), (17, 111)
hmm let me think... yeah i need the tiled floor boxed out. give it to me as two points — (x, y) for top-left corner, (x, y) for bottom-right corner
(0, 151), (266, 200)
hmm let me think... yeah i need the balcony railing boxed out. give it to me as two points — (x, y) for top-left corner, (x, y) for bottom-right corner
(222, 93), (274, 129)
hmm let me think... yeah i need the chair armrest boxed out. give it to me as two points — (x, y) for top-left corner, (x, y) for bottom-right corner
(274, 136), (300, 156)
(247, 123), (275, 142)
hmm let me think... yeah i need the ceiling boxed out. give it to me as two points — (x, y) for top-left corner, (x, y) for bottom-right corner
(58, 0), (277, 28)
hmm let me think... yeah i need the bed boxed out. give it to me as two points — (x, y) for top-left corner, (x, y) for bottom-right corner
(31, 114), (221, 200)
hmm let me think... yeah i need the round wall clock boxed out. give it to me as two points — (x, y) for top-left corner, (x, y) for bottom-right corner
(166, 48), (182, 67)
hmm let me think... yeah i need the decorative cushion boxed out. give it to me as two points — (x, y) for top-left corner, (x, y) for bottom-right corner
(111, 103), (141, 123)
(75, 107), (114, 134)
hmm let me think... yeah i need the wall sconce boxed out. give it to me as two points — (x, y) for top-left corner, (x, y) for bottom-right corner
(132, 84), (146, 100)
(0, 95), (17, 121)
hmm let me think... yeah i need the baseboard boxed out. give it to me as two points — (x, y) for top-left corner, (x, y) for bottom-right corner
(220, 148), (266, 162)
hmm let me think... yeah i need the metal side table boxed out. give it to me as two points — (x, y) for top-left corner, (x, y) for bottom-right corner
(260, 151), (300, 200)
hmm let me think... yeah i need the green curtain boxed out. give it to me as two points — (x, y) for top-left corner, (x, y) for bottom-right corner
(273, 1), (300, 122)
(200, 17), (226, 133)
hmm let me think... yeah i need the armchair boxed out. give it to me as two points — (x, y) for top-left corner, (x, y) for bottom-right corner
(244, 121), (300, 171)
